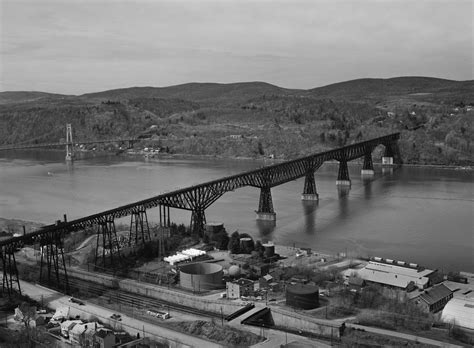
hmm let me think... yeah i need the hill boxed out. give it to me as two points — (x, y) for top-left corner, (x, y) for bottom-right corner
(80, 81), (298, 105)
(0, 77), (472, 165)
(0, 91), (70, 105)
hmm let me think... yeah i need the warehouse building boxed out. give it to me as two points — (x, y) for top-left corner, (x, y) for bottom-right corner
(411, 283), (453, 313)
(441, 297), (474, 330)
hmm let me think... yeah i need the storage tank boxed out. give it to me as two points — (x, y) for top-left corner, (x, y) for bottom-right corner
(262, 243), (275, 257)
(286, 284), (319, 309)
(240, 238), (253, 251)
(179, 263), (223, 291)
(228, 265), (241, 277)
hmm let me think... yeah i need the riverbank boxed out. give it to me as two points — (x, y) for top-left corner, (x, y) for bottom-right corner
(0, 218), (44, 236)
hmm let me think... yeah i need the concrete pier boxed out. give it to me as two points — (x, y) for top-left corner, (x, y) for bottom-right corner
(255, 211), (276, 221)
(382, 156), (394, 165)
(301, 193), (319, 201)
(361, 169), (375, 176)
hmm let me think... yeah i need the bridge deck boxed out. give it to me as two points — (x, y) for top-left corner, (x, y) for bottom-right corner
(0, 133), (400, 248)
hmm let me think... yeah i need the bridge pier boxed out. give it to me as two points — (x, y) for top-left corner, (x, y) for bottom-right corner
(1, 245), (21, 297)
(382, 142), (402, 166)
(336, 159), (351, 186)
(361, 152), (375, 176)
(129, 209), (151, 246)
(256, 186), (276, 221)
(190, 208), (206, 236)
(95, 218), (121, 267)
(39, 231), (69, 294)
(301, 170), (319, 201)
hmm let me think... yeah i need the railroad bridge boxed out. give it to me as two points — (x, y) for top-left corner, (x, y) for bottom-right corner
(0, 133), (401, 296)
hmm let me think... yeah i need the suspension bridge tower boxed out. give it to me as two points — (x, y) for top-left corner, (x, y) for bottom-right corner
(65, 124), (74, 161)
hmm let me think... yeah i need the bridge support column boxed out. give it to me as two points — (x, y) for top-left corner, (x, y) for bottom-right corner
(1, 245), (21, 297)
(336, 159), (351, 186)
(361, 152), (375, 176)
(95, 218), (121, 267)
(190, 208), (206, 236)
(129, 209), (151, 246)
(382, 142), (402, 166)
(301, 170), (319, 201)
(65, 123), (74, 162)
(39, 231), (69, 294)
(256, 186), (276, 221)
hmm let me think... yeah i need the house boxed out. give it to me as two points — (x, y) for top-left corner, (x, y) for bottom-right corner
(60, 320), (82, 338)
(347, 276), (365, 290)
(94, 329), (116, 348)
(412, 284), (453, 313)
(70, 322), (88, 344)
(226, 278), (254, 299)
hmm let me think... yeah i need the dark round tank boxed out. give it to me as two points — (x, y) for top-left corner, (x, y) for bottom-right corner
(179, 263), (223, 291)
(286, 284), (319, 309)
(262, 243), (275, 257)
(240, 237), (253, 250)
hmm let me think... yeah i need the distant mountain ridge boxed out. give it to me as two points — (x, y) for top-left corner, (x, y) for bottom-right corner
(2, 76), (471, 105)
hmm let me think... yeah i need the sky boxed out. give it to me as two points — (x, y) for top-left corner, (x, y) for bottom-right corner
(0, 0), (472, 94)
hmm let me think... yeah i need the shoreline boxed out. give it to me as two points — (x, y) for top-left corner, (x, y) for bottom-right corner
(2, 147), (472, 170)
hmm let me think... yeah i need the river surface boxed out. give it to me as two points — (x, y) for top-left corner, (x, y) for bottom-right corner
(0, 150), (473, 273)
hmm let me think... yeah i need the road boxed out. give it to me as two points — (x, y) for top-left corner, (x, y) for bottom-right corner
(347, 323), (463, 348)
(13, 279), (332, 347)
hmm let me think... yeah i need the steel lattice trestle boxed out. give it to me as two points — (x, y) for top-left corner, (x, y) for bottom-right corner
(257, 187), (275, 214)
(337, 159), (350, 182)
(159, 205), (171, 227)
(363, 152), (374, 170)
(129, 209), (151, 246)
(1, 245), (21, 296)
(190, 209), (207, 236)
(39, 230), (69, 293)
(95, 218), (121, 267)
(0, 132), (402, 292)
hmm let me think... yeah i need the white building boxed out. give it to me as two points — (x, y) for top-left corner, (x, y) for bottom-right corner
(441, 297), (474, 330)
(343, 261), (435, 290)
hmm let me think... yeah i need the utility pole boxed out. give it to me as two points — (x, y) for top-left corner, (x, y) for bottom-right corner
(220, 307), (223, 326)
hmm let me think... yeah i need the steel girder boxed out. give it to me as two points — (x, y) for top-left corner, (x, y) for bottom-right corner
(0, 133), (401, 251)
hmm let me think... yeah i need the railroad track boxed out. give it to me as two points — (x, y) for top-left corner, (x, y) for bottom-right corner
(42, 274), (219, 320)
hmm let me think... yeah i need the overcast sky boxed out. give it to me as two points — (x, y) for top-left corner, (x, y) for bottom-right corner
(0, 0), (472, 94)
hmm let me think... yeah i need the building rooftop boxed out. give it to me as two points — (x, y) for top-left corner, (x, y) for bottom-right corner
(354, 261), (432, 289)
(417, 284), (452, 305)
(233, 278), (254, 286)
(441, 297), (474, 330)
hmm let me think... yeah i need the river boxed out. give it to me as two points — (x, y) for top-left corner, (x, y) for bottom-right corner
(0, 150), (472, 273)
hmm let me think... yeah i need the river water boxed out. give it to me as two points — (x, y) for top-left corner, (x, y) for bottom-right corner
(0, 150), (472, 273)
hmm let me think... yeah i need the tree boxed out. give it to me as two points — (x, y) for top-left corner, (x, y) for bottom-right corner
(15, 302), (37, 338)
(227, 231), (240, 254)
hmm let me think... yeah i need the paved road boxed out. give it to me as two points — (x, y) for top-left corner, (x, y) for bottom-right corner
(347, 323), (463, 348)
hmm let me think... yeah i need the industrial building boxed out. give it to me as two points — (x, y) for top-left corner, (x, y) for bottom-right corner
(441, 297), (474, 330)
(226, 278), (255, 299)
(344, 261), (436, 290)
(286, 284), (319, 310)
(411, 283), (453, 313)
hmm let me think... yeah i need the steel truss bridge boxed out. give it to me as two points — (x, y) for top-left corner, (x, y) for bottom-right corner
(0, 132), (401, 296)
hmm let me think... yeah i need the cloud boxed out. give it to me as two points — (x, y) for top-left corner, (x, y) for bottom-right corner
(1, 0), (472, 93)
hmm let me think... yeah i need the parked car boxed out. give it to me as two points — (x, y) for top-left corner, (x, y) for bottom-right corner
(110, 314), (122, 321)
(69, 297), (85, 305)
